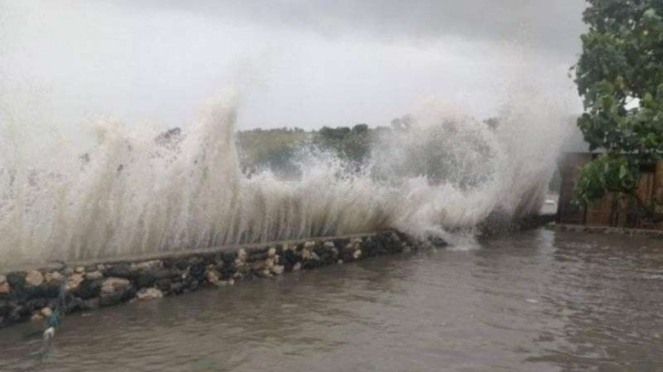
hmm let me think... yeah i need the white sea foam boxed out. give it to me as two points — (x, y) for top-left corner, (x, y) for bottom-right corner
(0, 88), (568, 265)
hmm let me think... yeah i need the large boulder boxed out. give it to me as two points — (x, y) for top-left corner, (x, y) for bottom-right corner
(0, 282), (10, 296)
(25, 270), (44, 287)
(154, 279), (172, 293)
(188, 263), (206, 281)
(68, 297), (100, 312)
(99, 278), (135, 307)
(84, 271), (104, 281)
(104, 264), (138, 280)
(136, 288), (163, 301)
(6, 271), (26, 292)
(67, 273), (85, 292)
(135, 272), (156, 289)
(75, 279), (103, 300)
(44, 271), (65, 285)
(0, 276), (10, 296)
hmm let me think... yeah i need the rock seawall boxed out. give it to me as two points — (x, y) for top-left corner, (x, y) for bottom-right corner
(0, 231), (437, 328)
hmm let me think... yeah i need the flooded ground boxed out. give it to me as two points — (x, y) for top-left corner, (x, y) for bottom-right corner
(1, 228), (662, 372)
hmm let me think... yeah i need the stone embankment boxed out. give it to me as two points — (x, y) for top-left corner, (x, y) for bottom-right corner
(0, 231), (437, 328)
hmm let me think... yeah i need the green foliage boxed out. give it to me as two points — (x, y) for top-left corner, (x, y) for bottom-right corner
(575, 155), (640, 204)
(236, 124), (377, 177)
(236, 128), (311, 177)
(314, 124), (372, 167)
(574, 0), (663, 214)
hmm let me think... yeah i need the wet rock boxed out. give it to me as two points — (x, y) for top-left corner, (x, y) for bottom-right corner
(0, 282), (10, 296)
(24, 283), (60, 300)
(221, 251), (237, 264)
(281, 247), (301, 271)
(187, 280), (200, 292)
(170, 282), (185, 294)
(206, 270), (221, 286)
(40, 307), (53, 317)
(340, 239), (364, 262)
(82, 298), (100, 311)
(270, 265), (285, 275)
(264, 248), (284, 275)
(85, 271), (104, 281)
(0, 300), (11, 318)
(102, 277), (131, 291)
(189, 263), (206, 281)
(333, 238), (350, 250)
(154, 279), (172, 293)
(75, 279), (103, 299)
(9, 305), (29, 323)
(314, 243), (336, 265)
(188, 256), (204, 266)
(300, 242), (322, 270)
(100, 277), (135, 307)
(7, 271), (27, 291)
(251, 261), (271, 278)
(218, 278), (235, 286)
(105, 264), (137, 280)
(426, 236), (447, 248)
(136, 272), (156, 289)
(236, 249), (247, 267)
(301, 259), (320, 270)
(218, 261), (237, 280)
(302, 241), (316, 260)
(67, 273), (85, 292)
(203, 253), (218, 266)
(173, 257), (190, 271)
(0, 232), (424, 326)
(136, 288), (163, 301)
(44, 271), (65, 284)
(249, 251), (269, 262)
(266, 259), (284, 275)
(25, 271), (44, 287)
(84, 264), (98, 272)
(31, 313), (44, 323)
(68, 297), (100, 312)
(360, 238), (379, 257)
(25, 298), (49, 312)
(318, 242), (339, 263)
(131, 260), (162, 271)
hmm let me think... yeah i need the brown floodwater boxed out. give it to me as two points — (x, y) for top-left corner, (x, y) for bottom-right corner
(1, 229), (662, 372)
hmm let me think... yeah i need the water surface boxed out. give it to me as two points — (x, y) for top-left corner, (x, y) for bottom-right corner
(1, 229), (662, 371)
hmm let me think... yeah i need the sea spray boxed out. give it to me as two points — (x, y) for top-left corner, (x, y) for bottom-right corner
(0, 90), (568, 266)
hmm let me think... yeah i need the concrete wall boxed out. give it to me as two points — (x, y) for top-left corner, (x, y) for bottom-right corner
(0, 231), (435, 328)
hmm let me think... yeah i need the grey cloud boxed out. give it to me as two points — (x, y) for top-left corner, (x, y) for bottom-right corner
(127, 0), (586, 57)
(1, 0), (584, 137)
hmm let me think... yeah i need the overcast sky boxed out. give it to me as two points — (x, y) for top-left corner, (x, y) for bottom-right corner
(0, 0), (586, 134)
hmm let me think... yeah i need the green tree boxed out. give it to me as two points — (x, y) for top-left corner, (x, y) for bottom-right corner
(574, 0), (663, 218)
(314, 124), (372, 168)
